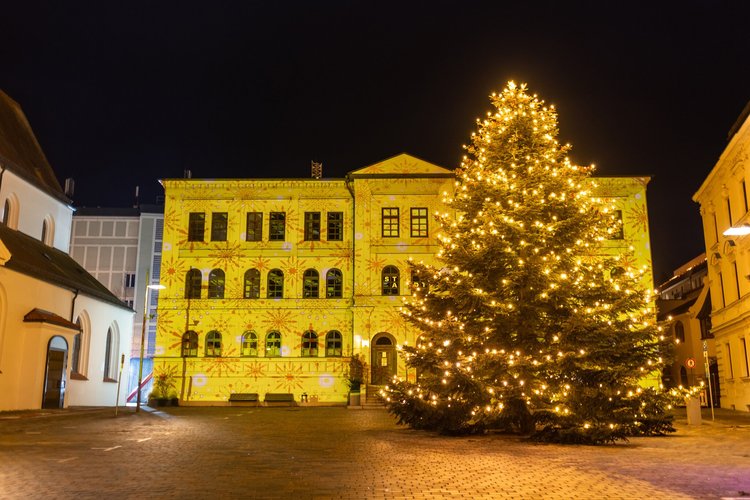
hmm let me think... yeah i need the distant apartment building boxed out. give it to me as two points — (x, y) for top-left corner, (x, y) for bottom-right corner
(694, 102), (750, 412)
(656, 254), (718, 406)
(152, 153), (655, 406)
(70, 205), (163, 401)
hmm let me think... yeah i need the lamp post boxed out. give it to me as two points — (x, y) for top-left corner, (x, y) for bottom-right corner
(136, 269), (165, 413)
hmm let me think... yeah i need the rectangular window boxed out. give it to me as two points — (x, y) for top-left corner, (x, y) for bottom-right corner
(726, 343), (735, 379)
(382, 208), (399, 238)
(410, 207), (428, 237)
(734, 261), (742, 302)
(743, 180), (749, 214)
(187, 213), (205, 242)
(327, 212), (343, 241)
(719, 272), (726, 308)
(727, 198), (733, 226)
(304, 212), (321, 241)
(269, 212), (286, 241)
(211, 212), (228, 241)
(124, 273), (136, 288)
(712, 213), (719, 245)
(246, 212), (262, 241)
(741, 338), (750, 377)
(608, 210), (624, 240)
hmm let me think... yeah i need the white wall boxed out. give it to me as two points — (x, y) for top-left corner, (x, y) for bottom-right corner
(0, 170), (74, 252)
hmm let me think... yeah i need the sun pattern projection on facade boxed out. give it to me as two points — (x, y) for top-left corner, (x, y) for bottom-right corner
(262, 309), (297, 332)
(627, 202), (649, 235)
(202, 348), (239, 378)
(248, 256), (271, 274)
(243, 361), (266, 381)
(274, 362), (304, 392)
(209, 242), (243, 270)
(159, 254), (189, 291)
(282, 256), (307, 287)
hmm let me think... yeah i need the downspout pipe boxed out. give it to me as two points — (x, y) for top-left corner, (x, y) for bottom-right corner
(70, 289), (79, 322)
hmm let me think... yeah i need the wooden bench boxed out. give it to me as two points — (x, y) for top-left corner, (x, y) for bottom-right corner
(228, 393), (259, 405)
(264, 393), (295, 406)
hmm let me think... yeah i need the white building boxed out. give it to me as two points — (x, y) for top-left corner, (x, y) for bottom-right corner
(0, 89), (134, 411)
(694, 101), (750, 412)
(70, 206), (164, 402)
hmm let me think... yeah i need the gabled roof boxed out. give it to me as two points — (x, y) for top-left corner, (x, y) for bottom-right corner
(347, 153), (454, 178)
(0, 224), (131, 311)
(0, 90), (70, 204)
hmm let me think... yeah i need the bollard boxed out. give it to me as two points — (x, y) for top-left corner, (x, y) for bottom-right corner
(686, 396), (702, 425)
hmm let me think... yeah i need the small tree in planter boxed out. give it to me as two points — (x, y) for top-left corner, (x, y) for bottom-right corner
(347, 354), (365, 405)
(149, 372), (178, 406)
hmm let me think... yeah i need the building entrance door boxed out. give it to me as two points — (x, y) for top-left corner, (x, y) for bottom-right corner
(371, 333), (397, 385)
(42, 336), (68, 409)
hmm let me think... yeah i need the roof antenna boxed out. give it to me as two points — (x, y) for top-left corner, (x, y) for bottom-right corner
(64, 178), (75, 198)
(134, 185), (140, 208)
(184, 169), (192, 179)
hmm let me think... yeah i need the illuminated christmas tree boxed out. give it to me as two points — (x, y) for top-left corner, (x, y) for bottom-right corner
(383, 82), (675, 443)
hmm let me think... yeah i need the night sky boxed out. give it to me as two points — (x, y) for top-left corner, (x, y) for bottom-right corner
(2, 1), (750, 284)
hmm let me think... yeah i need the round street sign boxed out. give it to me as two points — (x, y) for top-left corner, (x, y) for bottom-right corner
(685, 358), (696, 368)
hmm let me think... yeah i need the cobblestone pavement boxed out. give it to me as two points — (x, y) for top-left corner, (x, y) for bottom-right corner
(0, 405), (749, 499)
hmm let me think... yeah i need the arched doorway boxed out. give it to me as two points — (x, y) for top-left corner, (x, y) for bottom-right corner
(42, 336), (68, 409)
(371, 332), (397, 385)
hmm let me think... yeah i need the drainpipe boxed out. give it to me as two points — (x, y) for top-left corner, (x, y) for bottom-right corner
(0, 164), (6, 206)
(344, 174), (357, 348)
(70, 289), (79, 322)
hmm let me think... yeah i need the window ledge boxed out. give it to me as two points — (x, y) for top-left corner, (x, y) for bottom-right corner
(70, 372), (88, 381)
(103, 377), (118, 383)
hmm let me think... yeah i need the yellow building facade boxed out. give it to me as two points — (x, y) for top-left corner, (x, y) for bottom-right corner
(153, 154), (654, 405)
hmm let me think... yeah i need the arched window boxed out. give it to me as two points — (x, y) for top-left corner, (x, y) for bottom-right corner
(41, 219), (48, 244)
(208, 269), (225, 298)
(185, 269), (202, 299)
(382, 266), (400, 295)
(301, 330), (318, 357)
(267, 269), (284, 298)
(303, 269), (319, 298)
(326, 269), (343, 298)
(675, 321), (686, 343)
(103, 327), (118, 381)
(325, 330), (342, 357)
(181, 331), (198, 357)
(244, 269), (260, 299)
(1, 199), (9, 225)
(241, 331), (258, 357)
(205, 330), (222, 357)
(71, 319), (82, 374)
(266, 331), (281, 357)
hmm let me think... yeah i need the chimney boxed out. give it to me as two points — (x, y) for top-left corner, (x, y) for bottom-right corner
(311, 161), (322, 179)
(64, 178), (75, 198)
(134, 185), (140, 208)
(184, 169), (192, 179)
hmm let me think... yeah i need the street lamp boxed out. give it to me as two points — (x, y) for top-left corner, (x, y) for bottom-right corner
(136, 269), (165, 413)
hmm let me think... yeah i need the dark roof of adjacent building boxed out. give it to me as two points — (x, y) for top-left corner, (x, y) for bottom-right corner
(0, 90), (70, 205)
(0, 223), (132, 311)
(74, 204), (164, 217)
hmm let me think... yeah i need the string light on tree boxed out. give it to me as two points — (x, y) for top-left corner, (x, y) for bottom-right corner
(382, 81), (676, 444)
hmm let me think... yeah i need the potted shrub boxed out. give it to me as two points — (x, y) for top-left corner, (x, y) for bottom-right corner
(347, 354), (364, 406)
(148, 372), (177, 407)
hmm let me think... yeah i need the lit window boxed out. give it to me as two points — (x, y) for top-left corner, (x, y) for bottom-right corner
(267, 269), (284, 298)
(266, 331), (281, 357)
(674, 321), (685, 343)
(269, 212), (286, 241)
(188, 213), (205, 242)
(244, 269), (261, 298)
(205, 331), (222, 357)
(185, 269), (202, 299)
(326, 269), (343, 298)
(182, 331), (198, 357)
(382, 208), (399, 237)
(208, 269), (225, 299)
(325, 330), (342, 357)
(301, 330), (318, 357)
(382, 266), (400, 295)
(246, 212), (262, 241)
(327, 212), (343, 241)
(241, 331), (258, 357)
(608, 210), (624, 240)
(303, 269), (319, 298)
(410, 207), (428, 237)
(211, 212), (228, 241)
(304, 212), (321, 241)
